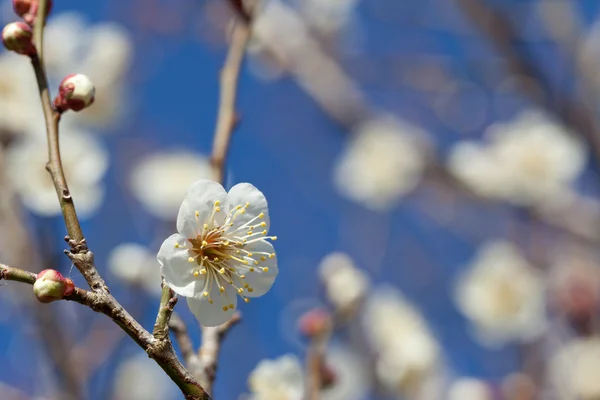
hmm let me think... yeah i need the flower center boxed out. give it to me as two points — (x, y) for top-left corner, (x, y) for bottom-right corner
(175, 200), (277, 312)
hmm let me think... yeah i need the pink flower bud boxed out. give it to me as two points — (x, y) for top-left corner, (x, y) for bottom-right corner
(33, 269), (72, 303)
(54, 74), (96, 113)
(1, 22), (35, 56)
(298, 308), (332, 338)
(13, 0), (53, 25)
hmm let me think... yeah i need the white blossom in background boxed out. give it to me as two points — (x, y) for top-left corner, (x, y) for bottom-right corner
(130, 151), (213, 221)
(158, 180), (278, 327)
(108, 243), (163, 296)
(549, 337), (600, 400)
(0, 11), (132, 137)
(294, 0), (360, 35)
(362, 286), (442, 397)
(448, 111), (586, 207)
(113, 354), (176, 400)
(0, 53), (42, 135)
(448, 378), (493, 400)
(247, 347), (369, 400)
(334, 115), (429, 211)
(43, 12), (133, 128)
(319, 252), (369, 313)
(454, 240), (547, 346)
(6, 126), (108, 218)
(248, 354), (304, 400)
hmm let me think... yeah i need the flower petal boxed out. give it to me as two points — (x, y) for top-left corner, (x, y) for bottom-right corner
(187, 279), (238, 327)
(235, 240), (278, 298)
(227, 182), (270, 233)
(158, 233), (203, 297)
(177, 179), (228, 238)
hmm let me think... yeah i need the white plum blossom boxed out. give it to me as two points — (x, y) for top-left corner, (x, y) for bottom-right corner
(448, 378), (493, 400)
(158, 180), (278, 327)
(248, 354), (304, 400)
(549, 337), (600, 400)
(54, 73), (95, 112)
(108, 243), (163, 296)
(0, 53), (41, 135)
(318, 252), (369, 313)
(247, 347), (369, 400)
(294, 0), (360, 35)
(334, 115), (428, 211)
(448, 110), (586, 207)
(6, 127), (108, 218)
(113, 354), (176, 400)
(362, 286), (441, 396)
(130, 151), (213, 220)
(454, 240), (547, 346)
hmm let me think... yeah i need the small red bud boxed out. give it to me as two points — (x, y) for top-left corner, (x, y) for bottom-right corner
(33, 269), (70, 303)
(1, 22), (35, 56)
(298, 308), (332, 338)
(54, 74), (96, 113)
(12, 0), (53, 25)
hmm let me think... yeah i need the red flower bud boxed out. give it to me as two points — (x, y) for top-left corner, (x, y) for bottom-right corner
(1, 22), (35, 56)
(54, 74), (96, 113)
(12, 0), (53, 25)
(33, 269), (72, 303)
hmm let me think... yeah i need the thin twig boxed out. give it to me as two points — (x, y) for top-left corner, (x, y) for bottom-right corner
(153, 282), (178, 341)
(198, 313), (241, 394)
(169, 313), (204, 378)
(305, 330), (330, 400)
(209, 15), (252, 183)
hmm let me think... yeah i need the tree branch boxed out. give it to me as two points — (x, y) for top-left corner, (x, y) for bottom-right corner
(153, 282), (178, 341)
(169, 313), (204, 379)
(198, 313), (241, 394)
(209, 14), (252, 183)
(0, 263), (211, 399)
(27, 12), (212, 398)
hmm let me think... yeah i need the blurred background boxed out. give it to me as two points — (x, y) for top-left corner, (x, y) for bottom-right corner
(1, 0), (600, 399)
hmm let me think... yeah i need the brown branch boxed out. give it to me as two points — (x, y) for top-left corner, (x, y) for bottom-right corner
(0, 263), (211, 400)
(304, 330), (331, 400)
(153, 282), (178, 341)
(209, 14), (252, 183)
(26, 13), (212, 399)
(169, 313), (204, 379)
(198, 312), (241, 394)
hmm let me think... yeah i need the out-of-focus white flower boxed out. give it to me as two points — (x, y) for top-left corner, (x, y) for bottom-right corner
(321, 346), (370, 400)
(6, 127), (108, 218)
(43, 12), (133, 128)
(108, 243), (163, 296)
(0, 52), (41, 135)
(247, 347), (369, 400)
(294, 0), (360, 34)
(448, 111), (586, 207)
(362, 286), (441, 396)
(334, 115), (428, 211)
(113, 355), (175, 400)
(318, 252), (369, 313)
(448, 378), (492, 400)
(130, 151), (213, 221)
(248, 354), (304, 400)
(549, 337), (600, 400)
(455, 240), (547, 346)
(158, 180), (278, 327)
